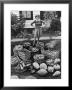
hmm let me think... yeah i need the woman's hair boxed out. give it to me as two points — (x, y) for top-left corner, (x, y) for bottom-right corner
(35, 15), (40, 18)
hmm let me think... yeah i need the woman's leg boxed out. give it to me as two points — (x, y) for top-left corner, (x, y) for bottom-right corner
(37, 28), (40, 44)
(33, 28), (37, 46)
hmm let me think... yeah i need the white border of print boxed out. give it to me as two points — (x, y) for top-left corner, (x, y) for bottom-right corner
(4, 4), (69, 87)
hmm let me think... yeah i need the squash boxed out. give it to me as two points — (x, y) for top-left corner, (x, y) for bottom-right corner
(40, 63), (47, 70)
(53, 71), (61, 76)
(48, 66), (54, 73)
(33, 62), (40, 69)
(54, 64), (60, 70)
(46, 59), (54, 66)
(37, 69), (48, 76)
(54, 58), (60, 64)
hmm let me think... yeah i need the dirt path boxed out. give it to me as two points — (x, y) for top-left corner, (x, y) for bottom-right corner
(11, 36), (61, 42)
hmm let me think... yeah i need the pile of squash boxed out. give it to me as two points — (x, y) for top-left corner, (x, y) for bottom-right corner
(11, 40), (61, 78)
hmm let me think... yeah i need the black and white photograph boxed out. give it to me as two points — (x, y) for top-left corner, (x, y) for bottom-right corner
(4, 4), (69, 86)
(11, 10), (61, 79)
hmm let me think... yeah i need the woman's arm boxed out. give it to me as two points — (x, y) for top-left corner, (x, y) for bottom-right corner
(31, 20), (36, 26)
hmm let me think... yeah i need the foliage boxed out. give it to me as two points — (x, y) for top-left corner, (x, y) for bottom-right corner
(11, 13), (26, 38)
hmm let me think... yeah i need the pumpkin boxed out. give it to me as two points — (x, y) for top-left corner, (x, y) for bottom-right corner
(48, 66), (54, 73)
(53, 71), (61, 76)
(54, 58), (60, 64)
(33, 62), (40, 69)
(54, 64), (60, 70)
(33, 54), (45, 64)
(46, 59), (54, 66)
(37, 69), (48, 76)
(40, 63), (47, 70)
(33, 54), (44, 60)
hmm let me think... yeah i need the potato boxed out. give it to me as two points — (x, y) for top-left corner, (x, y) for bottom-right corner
(54, 64), (60, 70)
(40, 63), (47, 70)
(33, 62), (40, 69)
(48, 66), (54, 73)
(37, 69), (48, 76)
(53, 71), (61, 76)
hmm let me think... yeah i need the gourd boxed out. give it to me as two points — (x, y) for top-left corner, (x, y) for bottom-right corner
(40, 63), (47, 70)
(53, 71), (61, 76)
(33, 62), (40, 69)
(37, 69), (48, 76)
(54, 64), (60, 70)
(48, 66), (54, 73)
